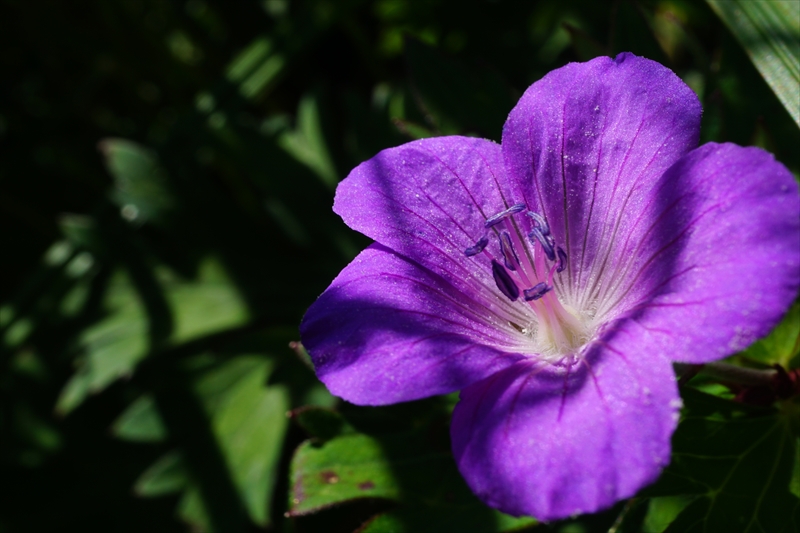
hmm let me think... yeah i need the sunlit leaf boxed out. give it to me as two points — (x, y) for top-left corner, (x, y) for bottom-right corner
(288, 406), (536, 532)
(707, 0), (800, 127)
(56, 259), (249, 414)
(132, 356), (289, 529)
(642, 496), (694, 533)
(202, 357), (289, 525)
(289, 434), (403, 514)
(163, 259), (249, 344)
(193, 356), (290, 527)
(56, 270), (148, 415)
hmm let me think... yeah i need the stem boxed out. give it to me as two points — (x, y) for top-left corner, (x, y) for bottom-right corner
(674, 361), (778, 386)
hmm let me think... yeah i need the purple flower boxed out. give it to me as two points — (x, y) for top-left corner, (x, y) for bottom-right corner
(300, 53), (800, 520)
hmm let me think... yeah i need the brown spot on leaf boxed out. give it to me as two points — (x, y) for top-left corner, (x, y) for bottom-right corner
(290, 477), (305, 507)
(320, 470), (339, 484)
(358, 481), (375, 490)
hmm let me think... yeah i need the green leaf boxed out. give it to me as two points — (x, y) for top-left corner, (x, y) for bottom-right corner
(278, 93), (338, 189)
(707, 0), (800, 128)
(225, 36), (285, 100)
(209, 366), (289, 526)
(194, 356), (290, 527)
(99, 138), (175, 225)
(162, 259), (250, 345)
(56, 270), (148, 415)
(111, 394), (167, 442)
(648, 388), (800, 532)
(289, 434), (403, 513)
(132, 356), (289, 529)
(288, 404), (535, 532)
(56, 258), (249, 414)
(742, 301), (800, 368)
(134, 451), (188, 497)
(642, 496), (694, 533)
(178, 485), (212, 533)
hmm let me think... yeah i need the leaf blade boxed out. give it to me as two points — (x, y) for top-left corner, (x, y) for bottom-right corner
(707, 0), (800, 127)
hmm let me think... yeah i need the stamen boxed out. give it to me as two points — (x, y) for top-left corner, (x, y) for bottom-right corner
(524, 282), (551, 301)
(526, 211), (550, 236)
(499, 231), (519, 271)
(556, 247), (567, 273)
(491, 259), (520, 301)
(485, 203), (526, 228)
(528, 228), (556, 261)
(464, 235), (489, 257)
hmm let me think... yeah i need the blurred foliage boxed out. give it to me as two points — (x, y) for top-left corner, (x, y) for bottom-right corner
(0, 0), (798, 532)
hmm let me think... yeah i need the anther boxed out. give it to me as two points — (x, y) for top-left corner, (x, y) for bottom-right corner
(485, 203), (526, 228)
(528, 228), (556, 261)
(464, 235), (489, 257)
(499, 231), (519, 271)
(556, 247), (567, 273)
(491, 259), (520, 301)
(526, 211), (550, 236)
(524, 282), (551, 301)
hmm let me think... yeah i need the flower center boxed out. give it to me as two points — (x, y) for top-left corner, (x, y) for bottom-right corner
(465, 204), (591, 361)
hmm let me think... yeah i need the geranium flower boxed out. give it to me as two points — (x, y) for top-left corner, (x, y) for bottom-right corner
(300, 53), (800, 520)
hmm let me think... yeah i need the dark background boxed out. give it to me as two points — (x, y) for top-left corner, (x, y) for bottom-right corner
(1, 1), (797, 532)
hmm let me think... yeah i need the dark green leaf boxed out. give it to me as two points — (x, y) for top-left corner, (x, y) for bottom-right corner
(405, 38), (515, 139)
(99, 138), (176, 225)
(134, 451), (188, 497)
(290, 406), (353, 441)
(112, 394), (167, 442)
(648, 388), (800, 532)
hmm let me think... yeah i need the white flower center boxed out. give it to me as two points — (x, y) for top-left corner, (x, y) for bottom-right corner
(465, 204), (596, 363)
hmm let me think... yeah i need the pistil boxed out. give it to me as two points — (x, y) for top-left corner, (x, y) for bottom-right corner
(464, 204), (590, 358)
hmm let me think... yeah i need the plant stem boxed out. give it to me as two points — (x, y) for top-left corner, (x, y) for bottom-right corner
(674, 361), (777, 386)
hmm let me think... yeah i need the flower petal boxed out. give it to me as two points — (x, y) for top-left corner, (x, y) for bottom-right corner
(301, 244), (526, 405)
(501, 52), (702, 305)
(451, 330), (679, 520)
(622, 143), (800, 362)
(334, 136), (520, 315)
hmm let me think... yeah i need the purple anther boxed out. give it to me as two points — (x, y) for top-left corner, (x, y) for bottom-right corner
(526, 211), (550, 236)
(464, 235), (489, 257)
(499, 231), (519, 271)
(524, 282), (551, 301)
(528, 228), (556, 262)
(484, 203), (526, 228)
(556, 246), (568, 273)
(491, 259), (520, 301)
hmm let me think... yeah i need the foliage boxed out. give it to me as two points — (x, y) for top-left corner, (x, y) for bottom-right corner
(0, 0), (798, 532)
